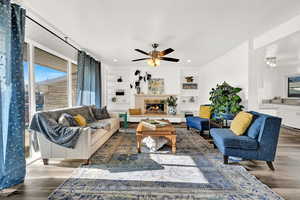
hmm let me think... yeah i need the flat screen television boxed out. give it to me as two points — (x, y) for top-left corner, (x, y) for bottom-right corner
(288, 76), (300, 98)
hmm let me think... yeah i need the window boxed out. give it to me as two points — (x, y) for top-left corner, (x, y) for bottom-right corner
(23, 43), (31, 158)
(72, 64), (78, 106)
(34, 47), (68, 111)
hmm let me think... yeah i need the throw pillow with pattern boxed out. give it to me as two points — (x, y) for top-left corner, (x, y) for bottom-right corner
(58, 113), (79, 127)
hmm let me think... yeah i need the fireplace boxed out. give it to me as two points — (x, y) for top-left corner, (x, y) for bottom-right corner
(144, 99), (166, 114)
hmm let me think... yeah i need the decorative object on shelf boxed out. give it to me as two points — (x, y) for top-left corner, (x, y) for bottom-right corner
(189, 96), (195, 103)
(182, 83), (198, 89)
(130, 70), (152, 94)
(136, 86), (141, 94)
(185, 76), (194, 83)
(117, 76), (123, 82)
(111, 97), (117, 103)
(166, 96), (178, 115)
(116, 89), (125, 96)
(148, 78), (165, 95)
(132, 43), (180, 67)
(209, 81), (244, 120)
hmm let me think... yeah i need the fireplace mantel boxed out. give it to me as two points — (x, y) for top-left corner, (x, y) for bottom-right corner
(135, 94), (178, 97)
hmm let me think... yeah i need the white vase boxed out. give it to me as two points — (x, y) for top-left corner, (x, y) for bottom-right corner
(168, 106), (177, 115)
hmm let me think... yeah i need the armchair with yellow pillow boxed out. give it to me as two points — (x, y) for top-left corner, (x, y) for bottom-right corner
(186, 105), (212, 133)
(211, 111), (282, 170)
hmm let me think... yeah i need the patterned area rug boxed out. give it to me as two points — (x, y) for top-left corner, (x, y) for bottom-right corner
(48, 128), (283, 200)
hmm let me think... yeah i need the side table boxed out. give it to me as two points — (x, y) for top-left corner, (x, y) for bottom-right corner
(119, 112), (128, 129)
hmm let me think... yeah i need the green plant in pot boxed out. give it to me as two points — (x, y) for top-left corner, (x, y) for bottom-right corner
(166, 96), (178, 115)
(209, 82), (244, 120)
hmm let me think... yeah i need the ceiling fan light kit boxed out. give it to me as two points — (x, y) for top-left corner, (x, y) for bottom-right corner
(132, 43), (180, 67)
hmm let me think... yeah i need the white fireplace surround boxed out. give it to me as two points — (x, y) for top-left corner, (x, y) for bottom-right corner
(135, 94), (177, 114)
(128, 94), (184, 123)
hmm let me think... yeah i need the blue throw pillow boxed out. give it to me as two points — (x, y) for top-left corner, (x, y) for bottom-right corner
(246, 115), (264, 139)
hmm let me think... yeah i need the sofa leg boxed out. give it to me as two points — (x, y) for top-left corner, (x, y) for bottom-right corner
(42, 159), (49, 165)
(213, 143), (217, 149)
(223, 155), (229, 164)
(266, 161), (275, 171)
(83, 159), (90, 165)
(187, 126), (190, 130)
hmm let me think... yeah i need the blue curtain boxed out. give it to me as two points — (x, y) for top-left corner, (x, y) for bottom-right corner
(76, 51), (102, 108)
(0, 2), (26, 190)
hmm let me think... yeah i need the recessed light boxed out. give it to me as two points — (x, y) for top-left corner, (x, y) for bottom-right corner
(113, 59), (118, 62)
(187, 59), (192, 63)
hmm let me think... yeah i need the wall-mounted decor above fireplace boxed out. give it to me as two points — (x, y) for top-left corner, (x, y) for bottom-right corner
(182, 83), (198, 90)
(148, 78), (164, 95)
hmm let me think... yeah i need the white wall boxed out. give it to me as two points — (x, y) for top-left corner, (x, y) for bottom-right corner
(249, 13), (300, 111)
(197, 41), (250, 107)
(105, 65), (202, 112)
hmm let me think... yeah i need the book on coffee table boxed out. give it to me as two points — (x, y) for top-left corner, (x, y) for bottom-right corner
(141, 120), (169, 129)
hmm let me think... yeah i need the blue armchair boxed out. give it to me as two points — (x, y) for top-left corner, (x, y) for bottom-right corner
(186, 105), (212, 133)
(186, 116), (209, 133)
(211, 111), (282, 170)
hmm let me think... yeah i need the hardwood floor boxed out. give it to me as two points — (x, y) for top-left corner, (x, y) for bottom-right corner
(3, 127), (300, 200)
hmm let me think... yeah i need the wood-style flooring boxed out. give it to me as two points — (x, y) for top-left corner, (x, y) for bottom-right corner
(3, 126), (300, 200)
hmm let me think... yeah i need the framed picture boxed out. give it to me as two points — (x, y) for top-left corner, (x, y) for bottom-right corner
(148, 78), (164, 95)
(288, 76), (300, 97)
(182, 83), (198, 89)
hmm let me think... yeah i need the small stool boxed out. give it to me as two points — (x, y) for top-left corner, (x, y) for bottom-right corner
(119, 112), (128, 129)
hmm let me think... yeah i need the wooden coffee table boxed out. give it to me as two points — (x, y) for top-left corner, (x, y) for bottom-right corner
(136, 120), (177, 153)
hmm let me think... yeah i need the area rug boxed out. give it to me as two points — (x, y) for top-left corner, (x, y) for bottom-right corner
(48, 128), (283, 200)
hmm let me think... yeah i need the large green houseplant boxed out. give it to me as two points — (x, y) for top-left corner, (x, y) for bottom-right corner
(209, 82), (244, 119)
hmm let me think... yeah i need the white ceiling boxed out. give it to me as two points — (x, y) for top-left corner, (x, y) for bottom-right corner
(23, 0), (300, 67)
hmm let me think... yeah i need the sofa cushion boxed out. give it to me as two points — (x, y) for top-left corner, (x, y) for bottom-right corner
(211, 128), (258, 150)
(70, 106), (96, 123)
(88, 120), (111, 131)
(246, 114), (264, 139)
(92, 106), (110, 120)
(91, 128), (108, 146)
(186, 116), (209, 131)
(230, 111), (253, 136)
(100, 118), (119, 130)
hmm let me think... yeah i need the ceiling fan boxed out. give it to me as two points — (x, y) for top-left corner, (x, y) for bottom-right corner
(132, 43), (180, 67)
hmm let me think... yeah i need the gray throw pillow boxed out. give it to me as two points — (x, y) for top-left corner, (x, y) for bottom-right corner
(58, 113), (78, 127)
(92, 106), (110, 120)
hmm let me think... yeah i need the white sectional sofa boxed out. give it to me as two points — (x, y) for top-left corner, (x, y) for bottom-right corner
(34, 106), (120, 165)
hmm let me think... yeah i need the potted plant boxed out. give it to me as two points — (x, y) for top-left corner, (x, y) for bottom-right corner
(166, 96), (178, 115)
(209, 82), (244, 120)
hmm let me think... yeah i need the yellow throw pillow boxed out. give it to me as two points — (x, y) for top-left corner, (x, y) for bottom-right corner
(129, 108), (142, 115)
(74, 114), (87, 127)
(230, 111), (253, 136)
(199, 105), (212, 119)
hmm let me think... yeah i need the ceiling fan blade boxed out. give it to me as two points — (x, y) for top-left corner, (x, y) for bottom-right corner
(160, 57), (180, 62)
(160, 48), (174, 56)
(132, 58), (149, 62)
(135, 49), (149, 56)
